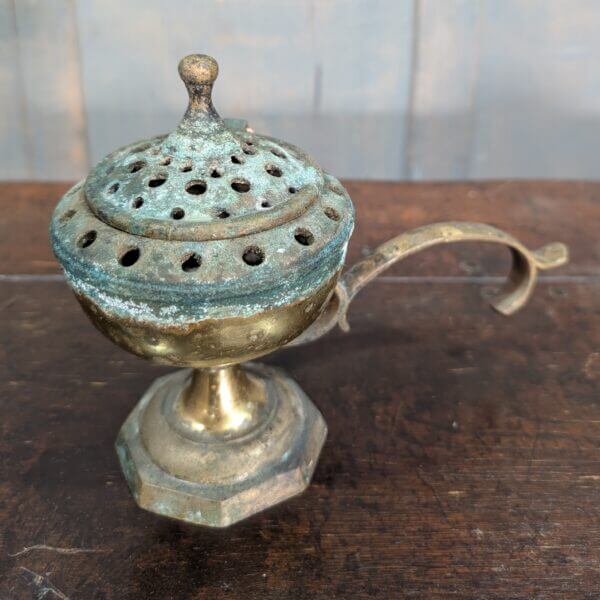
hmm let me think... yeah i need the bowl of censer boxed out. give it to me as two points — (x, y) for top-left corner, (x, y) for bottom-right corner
(50, 55), (568, 527)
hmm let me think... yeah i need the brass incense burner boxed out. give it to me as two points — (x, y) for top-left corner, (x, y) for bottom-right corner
(50, 55), (568, 527)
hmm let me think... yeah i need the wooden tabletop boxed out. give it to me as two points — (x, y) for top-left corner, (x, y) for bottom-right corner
(1, 181), (599, 599)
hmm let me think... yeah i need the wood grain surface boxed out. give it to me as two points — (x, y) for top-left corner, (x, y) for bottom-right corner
(1, 181), (599, 599)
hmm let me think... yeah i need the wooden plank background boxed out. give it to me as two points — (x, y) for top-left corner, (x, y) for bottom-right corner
(2, 0), (600, 181)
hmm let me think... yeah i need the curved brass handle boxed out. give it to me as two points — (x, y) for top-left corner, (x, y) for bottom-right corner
(288, 221), (568, 347)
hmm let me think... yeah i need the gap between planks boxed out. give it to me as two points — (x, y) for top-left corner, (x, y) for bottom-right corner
(0, 275), (597, 284)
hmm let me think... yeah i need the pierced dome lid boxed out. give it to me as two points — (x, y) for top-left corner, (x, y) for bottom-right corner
(51, 54), (354, 325)
(84, 54), (327, 241)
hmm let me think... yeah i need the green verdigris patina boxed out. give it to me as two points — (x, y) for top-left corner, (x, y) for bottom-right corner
(50, 55), (354, 327)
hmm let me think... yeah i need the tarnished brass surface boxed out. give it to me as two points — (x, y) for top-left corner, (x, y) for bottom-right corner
(290, 221), (569, 346)
(75, 272), (338, 367)
(176, 366), (270, 436)
(116, 364), (326, 527)
(50, 53), (570, 528)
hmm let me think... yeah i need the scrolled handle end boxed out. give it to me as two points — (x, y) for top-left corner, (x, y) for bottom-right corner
(533, 242), (569, 270)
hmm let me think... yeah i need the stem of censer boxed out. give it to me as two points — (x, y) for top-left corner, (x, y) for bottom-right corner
(177, 365), (269, 436)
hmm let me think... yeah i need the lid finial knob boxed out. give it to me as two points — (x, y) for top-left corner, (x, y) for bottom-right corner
(178, 54), (219, 113)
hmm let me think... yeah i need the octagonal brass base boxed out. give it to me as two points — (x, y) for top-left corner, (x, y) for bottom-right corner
(116, 363), (327, 527)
